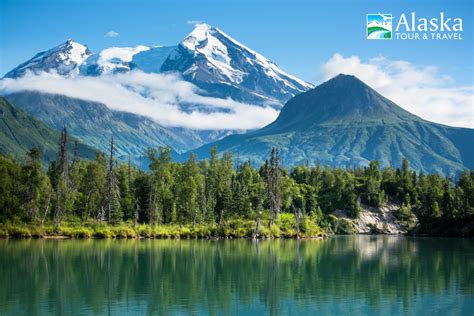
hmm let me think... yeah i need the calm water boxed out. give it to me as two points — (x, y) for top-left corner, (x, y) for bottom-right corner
(0, 236), (473, 315)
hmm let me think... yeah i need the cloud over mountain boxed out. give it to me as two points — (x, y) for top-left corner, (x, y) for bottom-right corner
(322, 53), (473, 128)
(0, 71), (279, 130)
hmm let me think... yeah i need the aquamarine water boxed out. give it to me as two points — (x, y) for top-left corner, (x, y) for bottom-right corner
(0, 236), (472, 315)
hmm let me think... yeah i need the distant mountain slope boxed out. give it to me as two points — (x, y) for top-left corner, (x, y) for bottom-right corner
(188, 74), (473, 175)
(0, 97), (96, 163)
(4, 91), (245, 162)
(4, 91), (199, 160)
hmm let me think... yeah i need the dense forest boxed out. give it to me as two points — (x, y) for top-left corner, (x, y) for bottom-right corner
(0, 128), (473, 238)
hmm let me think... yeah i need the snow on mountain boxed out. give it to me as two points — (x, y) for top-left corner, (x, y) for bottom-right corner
(3, 24), (313, 107)
(131, 46), (177, 73)
(79, 45), (178, 76)
(80, 45), (150, 75)
(367, 20), (391, 30)
(160, 24), (314, 107)
(180, 24), (247, 84)
(3, 40), (91, 78)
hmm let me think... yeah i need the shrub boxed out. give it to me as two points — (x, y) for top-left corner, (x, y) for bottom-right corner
(299, 216), (325, 238)
(276, 213), (296, 232)
(269, 224), (281, 238)
(136, 225), (152, 238)
(42, 226), (57, 236)
(338, 218), (357, 234)
(154, 226), (170, 239)
(8, 226), (31, 238)
(179, 227), (192, 239)
(0, 228), (8, 238)
(29, 226), (45, 238)
(192, 225), (213, 238)
(74, 227), (93, 238)
(113, 226), (136, 238)
(94, 227), (115, 238)
(258, 225), (271, 238)
(58, 226), (94, 238)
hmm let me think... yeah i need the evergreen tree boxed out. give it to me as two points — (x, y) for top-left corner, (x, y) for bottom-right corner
(20, 148), (51, 221)
(175, 154), (203, 226)
(103, 137), (121, 224)
(77, 152), (106, 221)
(54, 127), (72, 225)
(267, 148), (282, 224)
(147, 147), (174, 225)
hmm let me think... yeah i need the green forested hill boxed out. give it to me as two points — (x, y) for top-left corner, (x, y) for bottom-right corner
(188, 74), (474, 175)
(0, 97), (96, 164)
(5, 91), (239, 163)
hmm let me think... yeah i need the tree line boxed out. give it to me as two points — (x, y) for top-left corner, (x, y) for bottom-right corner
(0, 128), (473, 233)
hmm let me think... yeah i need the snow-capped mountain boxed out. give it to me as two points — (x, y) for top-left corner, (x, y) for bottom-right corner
(79, 45), (149, 75)
(131, 46), (177, 73)
(79, 45), (177, 76)
(3, 24), (313, 107)
(367, 20), (391, 30)
(4, 40), (92, 78)
(161, 24), (314, 107)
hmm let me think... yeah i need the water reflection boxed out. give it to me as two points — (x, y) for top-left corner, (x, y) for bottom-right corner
(0, 236), (472, 315)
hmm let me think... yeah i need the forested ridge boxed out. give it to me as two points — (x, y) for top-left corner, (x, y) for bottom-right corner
(0, 128), (473, 238)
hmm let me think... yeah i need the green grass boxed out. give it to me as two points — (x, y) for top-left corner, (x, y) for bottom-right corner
(0, 215), (327, 240)
(367, 26), (389, 35)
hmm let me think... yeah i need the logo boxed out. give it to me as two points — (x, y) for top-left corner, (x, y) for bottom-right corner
(367, 13), (392, 40)
(366, 12), (463, 41)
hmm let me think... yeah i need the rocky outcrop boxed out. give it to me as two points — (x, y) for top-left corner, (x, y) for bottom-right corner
(331, 202), (418, 234)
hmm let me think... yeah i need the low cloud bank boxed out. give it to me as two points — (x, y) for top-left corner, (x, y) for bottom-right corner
(0, 71), (279, 130)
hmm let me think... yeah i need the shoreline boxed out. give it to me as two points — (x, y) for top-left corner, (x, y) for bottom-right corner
(1, 232), (470, 240)
(0, 222), (327, 240)
(0, 235), (327, 240)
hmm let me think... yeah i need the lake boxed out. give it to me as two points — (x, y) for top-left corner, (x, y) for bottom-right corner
(0, 236), (472, 315)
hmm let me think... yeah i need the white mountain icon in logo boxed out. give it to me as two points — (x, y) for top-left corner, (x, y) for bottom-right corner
(367, 13), (392, 40)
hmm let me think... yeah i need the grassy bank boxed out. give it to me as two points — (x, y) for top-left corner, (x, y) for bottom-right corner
(0, 214), (326, 239)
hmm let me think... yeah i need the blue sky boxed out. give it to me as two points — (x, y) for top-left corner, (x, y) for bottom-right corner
(367, 14), (389, 24)
(0, 0), (472, 85)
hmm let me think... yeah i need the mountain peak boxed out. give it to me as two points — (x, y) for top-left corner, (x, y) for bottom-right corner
(182, 23), (226, 51)
(63, 38), (76, 46)
(160, 24), (314, 106)
(333, 73), (357, 80)
(191, 23), (214, 32)
(3, 39), (92, 78)
(55, 39), (91, 58)
(273, 74), (419, 128)
(324, 73), (366, 87)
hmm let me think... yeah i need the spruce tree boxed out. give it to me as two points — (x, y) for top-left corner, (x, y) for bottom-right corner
(267, 147), (282, 224)
(103, 137), (121, 224)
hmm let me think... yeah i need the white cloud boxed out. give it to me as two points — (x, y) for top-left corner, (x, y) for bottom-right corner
(0, 71), (279, 130)
(187, 20), (204, 25)
(105, 31), (119, 38)
(321, 53), (473, 128)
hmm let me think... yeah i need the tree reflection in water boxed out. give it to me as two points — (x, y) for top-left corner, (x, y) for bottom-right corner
(0, 236), (472, 315)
